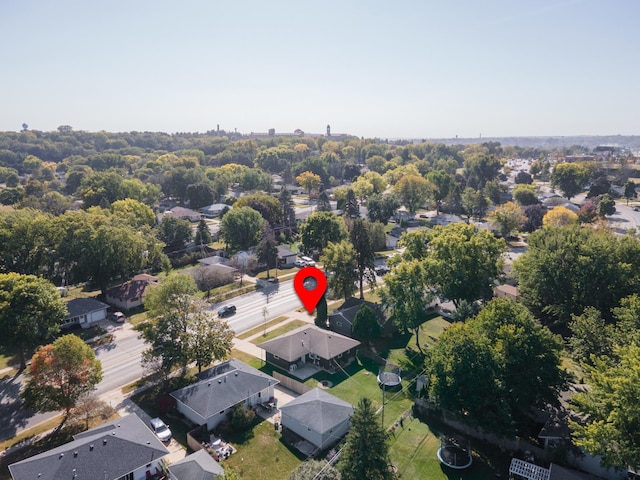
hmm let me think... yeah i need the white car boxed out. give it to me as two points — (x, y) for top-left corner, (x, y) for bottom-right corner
(150, 417), (172, 443)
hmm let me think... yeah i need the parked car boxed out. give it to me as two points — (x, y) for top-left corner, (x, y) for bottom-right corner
(110, 311), (126, 323)
(375, 266), (390, 276)
(149, 417), (172, 443)
(300, 256), (316, 267)
(218, 304), (237, 317)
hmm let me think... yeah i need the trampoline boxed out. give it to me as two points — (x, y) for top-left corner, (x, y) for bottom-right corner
(377, 371), (402, 389)
(437, 436), (473, 470)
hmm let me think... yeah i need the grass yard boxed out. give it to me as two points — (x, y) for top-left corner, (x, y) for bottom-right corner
(250, 320), (308, 344)
(220, 421), (305, 480)
(388, 414), (508, 479)
(230, 349), (262, 369)
(237, 316), (289, 340)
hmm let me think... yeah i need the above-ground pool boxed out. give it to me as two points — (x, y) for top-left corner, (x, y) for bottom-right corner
(377, 371), (402, 388)
(437, 437), (473, 469)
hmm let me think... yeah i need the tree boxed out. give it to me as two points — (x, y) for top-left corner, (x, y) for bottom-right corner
(158, 216), (193, 251)
(596, 193), (616, 217)
(321, 240), (357, 300)
(515, 170), (533, 184)
(221, 206), (265, 251)
(255, 226), (278, 279)
(338, 397), (393, 480)
(461, 187), (488, 221)
(185, 305), (234, 373)
(379, 259), (431, 353)
(279, 188), (297, 239)
(234, 193), (283, 228)
(570, 344), (640, 470)
(483, 179), (505, 205)
(568, 307), (615, 365)
(317, 190), (332, 212)
(522, 204), (547, 232)
(315, 295), (328, 328)
(296, 171), (321, 197)
(512, 184), (538, 206)
(423, 223), (505, 308)
(0, 273), (67, 369)
(111, 198), (156, 228)
(490, 202), (525, 238)
(289, 460), (341, 480)
(624, 180), (637, 205)
(394, 174), (430, 213)
(194, 219), (212, 246)
(300, 212), (347, 255)
(21, 335), (102, 425)
(367, 193), (399, 225)
(551, 162), (590, 200)
(542, 206), (578, 227)
(186, 182), (215, 209)
(349, 219), (376, 299)
(352, 304), (381, 345)
(344, 188), (360, 218)
(513, 225), (640, 326)
(463, 152), (502, 190)
(426, 170), (454, 214)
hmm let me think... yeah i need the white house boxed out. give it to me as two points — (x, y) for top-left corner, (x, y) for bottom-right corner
(170, 359), (279, 431)
(63, 298), (109, 328)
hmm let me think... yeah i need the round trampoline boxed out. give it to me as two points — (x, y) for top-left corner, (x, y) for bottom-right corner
(377, 371), (402, 388)
(436, 436), (472, 470)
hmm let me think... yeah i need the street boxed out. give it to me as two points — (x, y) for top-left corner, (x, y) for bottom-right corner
(0, 278), (304, 442)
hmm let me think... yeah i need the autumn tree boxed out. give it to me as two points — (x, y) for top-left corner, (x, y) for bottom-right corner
(21, 335), (102, 426)
(296, 170), (321, 197)
(542, 206), (578, 227)
(0, 273), (67, 369)
(338, 397), (393, 480)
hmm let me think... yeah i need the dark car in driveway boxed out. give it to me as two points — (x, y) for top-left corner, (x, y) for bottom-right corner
(217, 304), (237, 317)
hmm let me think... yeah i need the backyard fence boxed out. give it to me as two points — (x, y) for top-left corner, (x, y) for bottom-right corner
(273, 371), (313, 395)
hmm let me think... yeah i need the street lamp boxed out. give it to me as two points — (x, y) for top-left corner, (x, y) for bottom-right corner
(262, 306), (268, 336)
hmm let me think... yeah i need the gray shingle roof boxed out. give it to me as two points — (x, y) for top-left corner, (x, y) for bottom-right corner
(258, 325), (360, 362)
(280, 388), (353, 435)
(9, 414), (169, 480)
(168, 449), (224, 480)
(170, 359), (279, 419)
(65, 298), (109, 318)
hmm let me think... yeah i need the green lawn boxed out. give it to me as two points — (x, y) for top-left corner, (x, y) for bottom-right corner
(250, 320), (308, 344)
(237, 316), (289, 340)
(221, 421), (305, 480)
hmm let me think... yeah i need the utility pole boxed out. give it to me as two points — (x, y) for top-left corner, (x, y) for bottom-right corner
(262, 306), (268, 336)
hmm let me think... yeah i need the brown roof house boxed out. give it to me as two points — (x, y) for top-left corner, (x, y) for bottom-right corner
(258, 325), (360, 380)
(9, 414), (169, 480)
(105, 274), (160, 311)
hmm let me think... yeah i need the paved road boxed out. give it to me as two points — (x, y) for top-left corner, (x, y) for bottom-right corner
(0, 278), (304, 442)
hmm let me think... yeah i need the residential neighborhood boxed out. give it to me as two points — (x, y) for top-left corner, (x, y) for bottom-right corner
(2, 126), (640, 480)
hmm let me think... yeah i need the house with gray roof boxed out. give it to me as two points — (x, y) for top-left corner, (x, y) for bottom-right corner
(63, 297), (109, 329)
(328, 298), (388, 338)
(277, 244), (297, 266)
(9, 414), (169, 480)
(258, 325), (360, 377)
(280, 388), (353, 451)
(170, 359), (279, 431)
(168, 449), (224, 480)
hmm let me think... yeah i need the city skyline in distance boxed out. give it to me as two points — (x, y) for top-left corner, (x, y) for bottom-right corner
(2, 0), (639, 139)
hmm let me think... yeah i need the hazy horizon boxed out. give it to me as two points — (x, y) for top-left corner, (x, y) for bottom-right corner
(2, 1), (639, 139)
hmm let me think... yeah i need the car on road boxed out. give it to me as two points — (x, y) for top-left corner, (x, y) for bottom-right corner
(375, 266), (390, 276)
(218, 304), (237, 317)
(149, 417), (172, 443)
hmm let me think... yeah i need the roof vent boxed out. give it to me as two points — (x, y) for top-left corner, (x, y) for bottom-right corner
(59, 453), (64, 459)
(208, 382), (211, 386)
(103, 439), (107, 445)
(74, 451), (78, 457)
(218, 379), (222, 384)
(90, 444), (94, 451)
(235, 372), (238, 376)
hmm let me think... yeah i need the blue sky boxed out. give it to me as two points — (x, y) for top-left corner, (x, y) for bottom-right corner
(1, 0), (638, 139)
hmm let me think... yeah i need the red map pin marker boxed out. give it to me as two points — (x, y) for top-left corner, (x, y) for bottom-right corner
(294, 266), (327, 314)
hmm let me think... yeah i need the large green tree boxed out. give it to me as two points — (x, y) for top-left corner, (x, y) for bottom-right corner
(0, 273), (67, 369)
(423, 222), (505, 308)
(551, 162), (591, 200)
(349, 219), (376, 299)
(300, 212), (346, 255)
(570, 344), (640, 470)
(379, 259), (432, 353)
(21, 334), (102, 425)
(367, 193), (399, 225)
(394, 174), (430, 213)
(426, 170), (454, 214)
(221, 206), (266, 251)
(338, 397), (393, 480)
(513, 225), (640, 326)
(321, 240), (358, 300)
(158, 216), (193, 251)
